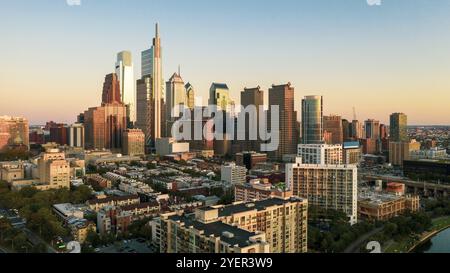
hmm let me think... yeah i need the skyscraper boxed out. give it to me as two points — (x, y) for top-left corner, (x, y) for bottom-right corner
(268, 83), (297, 160)
(351, 120), (363, 140)
(239, 86), (264, 152)
(323, 115), (343, 144)
(286, 158), (358, 225)
(208, 83), (234, 156)
(165, 72), (185, 136)
(116, 51), (135, 126)
(137, 24), (164, 147)
(185, 83), (195, 110)
(141, 23), (163, 141)
(390, 113), (408, 142)
(209, 83), (233, 111)
(364, 119), (380, 140)
(301, 95), (323, 144)
(84, 73), (127, 151)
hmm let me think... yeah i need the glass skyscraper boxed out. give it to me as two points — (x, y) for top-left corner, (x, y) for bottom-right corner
(116, 51), (135, 125)
(301, 95), (323, 144)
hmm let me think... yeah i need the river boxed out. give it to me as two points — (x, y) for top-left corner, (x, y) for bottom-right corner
(415, 228), (450, 253)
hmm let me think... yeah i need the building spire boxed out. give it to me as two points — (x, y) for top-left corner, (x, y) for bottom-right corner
(155, 23), (159, 38)
(178, 65), (181, 77)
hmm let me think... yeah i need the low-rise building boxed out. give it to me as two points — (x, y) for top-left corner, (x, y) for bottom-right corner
(358, 190), (420, 221)
(221, 163), (247, 185)
(87, 195), (140, 212)
(0, 161), (24, 183)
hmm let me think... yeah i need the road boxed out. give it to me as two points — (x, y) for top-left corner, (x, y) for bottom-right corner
(21, 228), (57, 253)
(0, 246), (9, 253)
(344, 227), (384, 253)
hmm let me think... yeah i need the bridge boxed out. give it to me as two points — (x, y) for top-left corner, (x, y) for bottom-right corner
(362, 174), (450, 198)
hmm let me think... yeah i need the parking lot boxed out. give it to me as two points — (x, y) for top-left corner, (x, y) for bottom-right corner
(96, 239), (154, 254)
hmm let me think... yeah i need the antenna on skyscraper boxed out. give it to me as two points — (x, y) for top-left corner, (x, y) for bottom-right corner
(178, 65), (181, 77)
(353, 107), (357, 121)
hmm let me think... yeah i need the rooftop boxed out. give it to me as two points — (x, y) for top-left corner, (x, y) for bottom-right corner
(169, 214), (261, 247)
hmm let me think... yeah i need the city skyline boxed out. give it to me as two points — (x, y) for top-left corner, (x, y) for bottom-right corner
(1, 0), (450, 125)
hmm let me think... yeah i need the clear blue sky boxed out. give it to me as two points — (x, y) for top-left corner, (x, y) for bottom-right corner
(1, 0), (450, 125)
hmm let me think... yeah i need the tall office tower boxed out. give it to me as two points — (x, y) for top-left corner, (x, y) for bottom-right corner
(208, 83), (234, 156)
(297, 144), (342, 165)
(268, 83), (297, 160)
(38, 148), (70, 189)
(68, 123), (84, 148)
(185, 83), (195, 110)
(365, 119), (380, 140)
(165, 72), (185, 136)
(209, 83), (234, 110)
(122, 129), (145, 156)
(136, 75), (154, 147)
(342, 119), (351, 141)
(116, 51), (135, 126)
(286, 158), (358, 225)
(323, 115), (343, 144)
(351, 120), (363, 140)
(49, 123), (68, 145)
(302, 96), (323, 144)
(390, 113), (408, 142)
(0, 116), (29, 152)
(380, 124), (388, 139)
(84, 74), (127, 151)
(102, 73), (122, 104)
(141, 23), (163, 141)
(239, 86), (264, 152)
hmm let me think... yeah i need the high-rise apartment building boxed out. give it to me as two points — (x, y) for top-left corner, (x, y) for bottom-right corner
(302, 96), (323, 144)
(140, 23), (164, 142)
(297, 144), (343, 165)
(390, 113), (408, 142)
(116, 51), (135, 126)
(122, 129), (145, 156)
(155, 197), (308, 253)
(343, 141), (362, 165)
(0, 116), (29, 152)
(286, 158), (358, 225)
(156, 212), (270, 253)
(268, 83), (297, 160)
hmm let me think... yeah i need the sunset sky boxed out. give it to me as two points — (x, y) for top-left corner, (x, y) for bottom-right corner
(1, 0), (450, 125)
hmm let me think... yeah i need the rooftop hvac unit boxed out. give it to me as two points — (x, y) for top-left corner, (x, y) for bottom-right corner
(222, 231), (235, 238)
